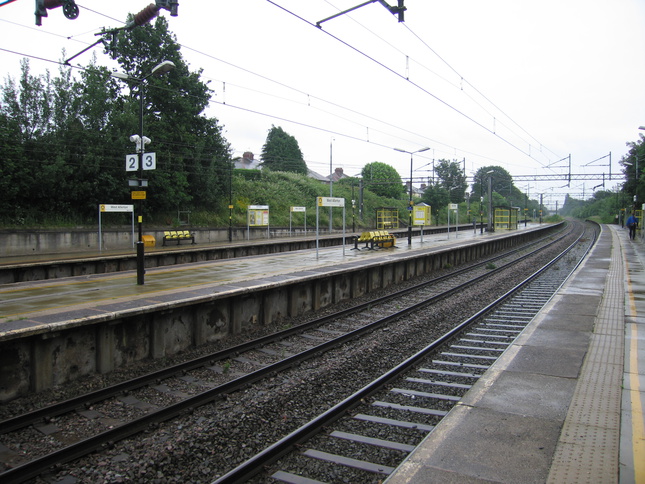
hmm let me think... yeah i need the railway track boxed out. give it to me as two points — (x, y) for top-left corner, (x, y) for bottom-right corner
(0, 221), (591, 483)
(216, 222), (597, 483)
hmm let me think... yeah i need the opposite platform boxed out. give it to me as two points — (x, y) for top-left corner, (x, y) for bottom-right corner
(385, 224), (645, 483)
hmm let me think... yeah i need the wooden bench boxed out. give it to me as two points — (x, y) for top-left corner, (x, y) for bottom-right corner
(162, 230), (196, 246)
(352, 230), (397, 250)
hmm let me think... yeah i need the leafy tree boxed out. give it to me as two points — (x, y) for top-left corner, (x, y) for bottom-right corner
(261, 125), (307, 174)
(472, 166), (514, 201)
(0, 16), (232, 224)
(435, 159), (467, 203)
(621, 135), (645, 205)
(361, 161), (405, 199)
(420, 184), (450, 215)
(112, 15), (231, 214)
(0, 110), (25, 220)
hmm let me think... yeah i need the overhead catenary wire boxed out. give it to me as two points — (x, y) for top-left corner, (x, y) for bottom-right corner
(0, 41), (502, 171)
(2, 2), (546, 171)
(321, 0), (561, 169)
(0, 2), (603, 183)
(266, 0), (542, 164)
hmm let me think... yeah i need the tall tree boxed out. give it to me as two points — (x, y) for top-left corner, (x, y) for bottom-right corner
(621, 135), (645, 205)
(420, 184), (450, 215)
(435, 159), (467, 203)
(0, 110), (25, 221)
(112, 15), (231, 213)
(472, 166), (514, 200)
(261, 125), (307, 174)
(361, 161), (405, 199)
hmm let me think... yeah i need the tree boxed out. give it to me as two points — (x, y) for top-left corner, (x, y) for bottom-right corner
(435, 159), (467, 203)
(420, 184), (450, 218)
(0, 110), (25, 221)
(621, 135), (645, 205)
(472, 166), (514, 201)
(361, 162), (405, 199)
(113, 15), (231, 213)
(261, 125), (307, 174)
(0, 16), (232, 224)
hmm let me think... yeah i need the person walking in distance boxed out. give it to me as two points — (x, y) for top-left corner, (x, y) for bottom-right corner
(627, 212), (638, 240)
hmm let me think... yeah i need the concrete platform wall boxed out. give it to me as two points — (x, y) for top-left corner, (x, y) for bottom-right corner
(0, 227), (474, 284)
(0, 225), (559, 401)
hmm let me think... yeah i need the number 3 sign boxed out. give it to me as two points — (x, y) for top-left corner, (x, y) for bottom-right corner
(126, 153), (157, 172)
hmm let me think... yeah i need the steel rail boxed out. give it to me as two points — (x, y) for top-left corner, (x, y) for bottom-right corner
(0, 224), (577, 483)
(213, 224), (596, 483)
(0, 223), (569, 435)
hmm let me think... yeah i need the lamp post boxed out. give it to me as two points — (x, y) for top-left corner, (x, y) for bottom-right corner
(394, 147), (430, 245)
(115, 60), (175, 285)
(487, 173), (494, 232)
(329, 138), (334, 233)
(479, 174), (484, 234)
(479, 170), (494, 234)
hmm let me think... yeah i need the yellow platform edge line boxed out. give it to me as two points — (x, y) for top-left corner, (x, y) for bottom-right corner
(625, 256), (645, 483)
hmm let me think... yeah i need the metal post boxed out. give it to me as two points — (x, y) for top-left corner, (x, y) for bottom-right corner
(329, 139), (333, 233)
(456, 205), (459, 238)
(228, 162), (233, 242)
(408, 153), (413, 245)
(136, 82), (145, 285)
(395, 147), (429, 246)
(487, 175), (493, 233)
(352, 182), (356, 233)
(480, 176), (484, 234)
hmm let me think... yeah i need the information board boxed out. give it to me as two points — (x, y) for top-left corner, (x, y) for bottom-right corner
(413, 205), (431, 226)
(317, 197), (345, 207)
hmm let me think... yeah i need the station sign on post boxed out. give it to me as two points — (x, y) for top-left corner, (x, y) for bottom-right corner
(290, 206), (307, 236)
(413, 205), (431, 226)
(448, 203), (459, 238)
(98, 204), (135, 252)
(100, 204), (134, 213)
(247, 205), (270, 240)
(317, 197), (345, 207)
(413, 204), (431, 243)
(315, 197), (346, 258)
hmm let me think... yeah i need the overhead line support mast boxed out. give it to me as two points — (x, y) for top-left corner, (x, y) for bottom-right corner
(317, 0), (406, 28)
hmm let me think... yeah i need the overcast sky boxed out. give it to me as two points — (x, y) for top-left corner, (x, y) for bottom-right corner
(2, 0), (645, 209)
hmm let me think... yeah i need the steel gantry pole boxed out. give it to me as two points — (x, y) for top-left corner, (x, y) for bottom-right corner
(394, 146), (429, 245)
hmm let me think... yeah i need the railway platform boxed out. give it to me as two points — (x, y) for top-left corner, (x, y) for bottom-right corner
(0, 225), (514, 332)
(2, 223), (558, 401)
(385, 223), (645, 484)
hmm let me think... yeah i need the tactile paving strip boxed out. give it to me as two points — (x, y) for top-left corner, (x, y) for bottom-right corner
(547, 228), (624, 483)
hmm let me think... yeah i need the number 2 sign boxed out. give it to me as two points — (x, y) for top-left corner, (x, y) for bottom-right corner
(126, 153), (156, 172)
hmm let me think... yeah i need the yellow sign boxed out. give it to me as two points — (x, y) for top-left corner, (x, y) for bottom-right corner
(413, 205), (432, 226)
(131, 191), (147, 200)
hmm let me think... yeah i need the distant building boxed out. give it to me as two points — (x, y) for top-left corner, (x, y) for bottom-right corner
(234, 151), (261, 170)
(232, 155), (351, 188)
(328, 167), (349, 183)
(308, 169), (328, 182)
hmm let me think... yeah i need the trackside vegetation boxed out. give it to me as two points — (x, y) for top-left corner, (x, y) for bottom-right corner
(2, 14), (640, 231)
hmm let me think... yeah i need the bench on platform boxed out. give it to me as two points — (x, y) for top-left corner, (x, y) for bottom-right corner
(352, 230), (397, 250)
(162, 230), (196, 246)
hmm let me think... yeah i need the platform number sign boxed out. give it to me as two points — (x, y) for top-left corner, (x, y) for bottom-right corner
(126, 153), (156, 172)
